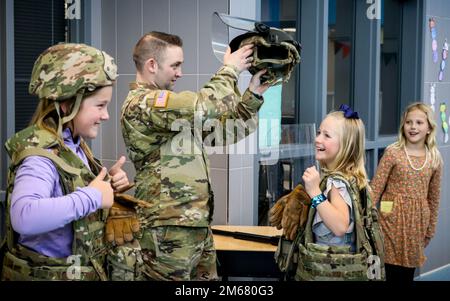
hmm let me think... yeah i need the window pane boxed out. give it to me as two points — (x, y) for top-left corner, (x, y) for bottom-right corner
(327, 0), (354, 112)
(14, 0), (66, 131)
(365, 148), (380, 180)
(379, 0), (401, 136)
(368, 147), (386, 180)
(261, 0), (298, 125)
(258, 0), (299, 225)
(258, 124), (316, 226)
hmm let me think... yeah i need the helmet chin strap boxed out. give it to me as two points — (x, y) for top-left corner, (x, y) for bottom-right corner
(54, 92), (84, 137)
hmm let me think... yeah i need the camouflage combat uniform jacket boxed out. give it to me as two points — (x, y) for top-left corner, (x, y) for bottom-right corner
(121, 65), (264, 228)
(1, 125), (108, 281)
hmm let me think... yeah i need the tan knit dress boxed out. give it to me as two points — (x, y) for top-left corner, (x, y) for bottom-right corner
(370, 146), (442, 268)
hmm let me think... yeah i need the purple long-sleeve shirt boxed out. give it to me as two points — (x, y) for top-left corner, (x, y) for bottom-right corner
(10, 128), (102, 258)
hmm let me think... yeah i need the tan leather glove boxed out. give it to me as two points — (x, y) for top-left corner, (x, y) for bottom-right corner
(105, 192), (142, 246)
(269, 197), (286, 230)
(281, 184), (311, 240)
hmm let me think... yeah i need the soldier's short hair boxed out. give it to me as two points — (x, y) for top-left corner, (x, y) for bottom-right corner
(133, 31), (183, 72)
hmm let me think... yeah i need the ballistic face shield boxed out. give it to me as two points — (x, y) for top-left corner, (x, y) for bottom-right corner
(212, 12), (301, 85)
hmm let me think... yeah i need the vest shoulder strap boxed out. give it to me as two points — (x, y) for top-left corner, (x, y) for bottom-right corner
(13, 147), (81, 177)
(320, 172), (356, 195)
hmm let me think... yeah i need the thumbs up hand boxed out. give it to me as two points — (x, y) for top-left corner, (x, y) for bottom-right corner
(88, 167), (114, 208)
(108, 156), (130, 193)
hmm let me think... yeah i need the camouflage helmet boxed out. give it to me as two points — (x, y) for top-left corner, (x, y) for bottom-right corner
(29, 43), (117, 101)
(230, 24), (301, 85)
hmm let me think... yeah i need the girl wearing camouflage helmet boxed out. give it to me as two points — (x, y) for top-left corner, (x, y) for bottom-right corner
(1, 43), (130, 281)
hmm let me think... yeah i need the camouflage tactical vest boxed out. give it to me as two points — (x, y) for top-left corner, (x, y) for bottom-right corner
(296, 172), (385, 281)
(1, 125), (108, 281)
(275, 172), (385, 281)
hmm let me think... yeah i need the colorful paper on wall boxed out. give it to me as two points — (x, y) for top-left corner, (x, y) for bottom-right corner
(429, 17), (438, 63)
(440, 102), (448, 143)
(438, 39), (448, 82)
(430, 83), (436, 112)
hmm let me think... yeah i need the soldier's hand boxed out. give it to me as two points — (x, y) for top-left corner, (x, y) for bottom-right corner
(249, 69), (270, 96)
(224, 44), (253, 73)
(281, 184), (311, 241)
(105, 201), (140, 245)
(89, 167), (114, 209)
(109, 156), (130, 193)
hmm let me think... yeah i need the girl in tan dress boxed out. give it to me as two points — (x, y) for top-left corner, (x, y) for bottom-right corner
(370, 103), (443, 281)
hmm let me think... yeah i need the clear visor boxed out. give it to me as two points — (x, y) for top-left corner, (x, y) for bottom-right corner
(211, 12), (260, 62)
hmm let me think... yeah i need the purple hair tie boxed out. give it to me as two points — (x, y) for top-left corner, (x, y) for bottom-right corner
(339, 104), (359, 119)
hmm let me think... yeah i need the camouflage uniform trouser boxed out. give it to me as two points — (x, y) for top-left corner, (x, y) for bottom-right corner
(140, 226), (218, 281)
(107, 240), (145, 281)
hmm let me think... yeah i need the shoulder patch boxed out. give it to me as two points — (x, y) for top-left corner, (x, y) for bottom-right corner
(154, 91), (170, 108)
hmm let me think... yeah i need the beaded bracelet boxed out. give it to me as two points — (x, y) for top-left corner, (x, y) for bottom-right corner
(311, 193), (327, 209)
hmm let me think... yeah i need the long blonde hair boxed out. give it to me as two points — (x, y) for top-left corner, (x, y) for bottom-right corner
(30, 98), (64, 143)
(389, 102), (442, 169)
(321, 111), (369, 190)
(29, 97), (97, 164)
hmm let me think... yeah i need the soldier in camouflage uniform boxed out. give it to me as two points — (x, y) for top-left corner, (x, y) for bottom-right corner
(119, 31), (270, 280)
(1, 43), (132, 280)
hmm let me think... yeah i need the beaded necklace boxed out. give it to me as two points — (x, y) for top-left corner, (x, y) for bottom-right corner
(404, 145), (429, 171)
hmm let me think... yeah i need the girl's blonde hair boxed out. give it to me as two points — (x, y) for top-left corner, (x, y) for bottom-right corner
(321, 110), (368, 189)
(390, 102), (442, 169)
(29, 97), (96, 164)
